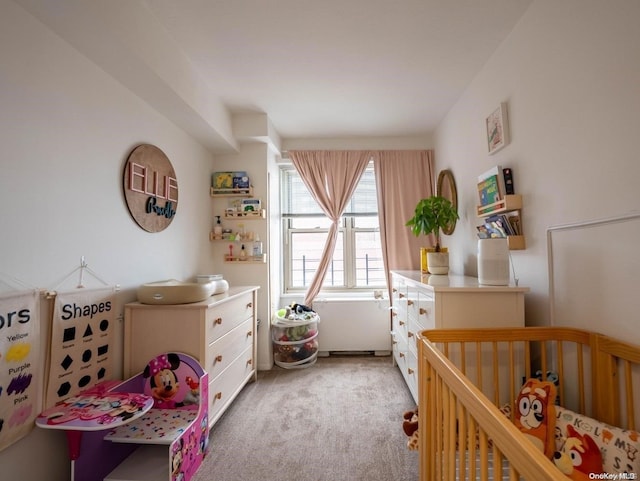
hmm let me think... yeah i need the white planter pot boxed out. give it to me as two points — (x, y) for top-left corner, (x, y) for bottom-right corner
(426, 251), (449, 275)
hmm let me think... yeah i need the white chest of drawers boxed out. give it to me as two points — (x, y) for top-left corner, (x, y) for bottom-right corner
(390, 271), (528, 403)
(124, 286), (259, 427)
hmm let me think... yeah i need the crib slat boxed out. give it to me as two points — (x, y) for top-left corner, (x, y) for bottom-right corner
(508, 341), (516, 419)
(457, 401), (466, 479)
(556, 340), (564, 405)
(476, 341), (482, 394)
(447, 384), (456, 481)
(524, 341), (531, 380)
(492, 341), (500, 405)
(435, 374), (443, 480)
(624, 360), (635, 429)
(479, 429), (488, 481)
(468, 415), (477, 480)
(577, 341), (585, 414)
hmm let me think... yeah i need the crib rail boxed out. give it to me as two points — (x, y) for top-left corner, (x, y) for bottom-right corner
(417, 327), (640, 481)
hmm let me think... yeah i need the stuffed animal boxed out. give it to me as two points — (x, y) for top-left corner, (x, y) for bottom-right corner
(291, 303), (314, 314)
(514, 378), (557, 458)
(402, 408), (419, 451)
(553, 425), (604, 480)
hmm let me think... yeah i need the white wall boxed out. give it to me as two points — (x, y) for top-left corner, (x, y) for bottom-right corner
(0, 2), (215, 479)
(435, 0), (640, 333)
(212, 144), (273, 369)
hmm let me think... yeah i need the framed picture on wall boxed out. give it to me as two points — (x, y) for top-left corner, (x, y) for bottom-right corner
(486, 103), (510, 154)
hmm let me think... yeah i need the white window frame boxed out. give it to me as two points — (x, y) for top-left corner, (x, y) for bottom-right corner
(280, 164), (385, 294)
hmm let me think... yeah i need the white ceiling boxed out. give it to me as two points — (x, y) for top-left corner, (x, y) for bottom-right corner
(16, 0), (533, 150)
(143, 0), (532, 140)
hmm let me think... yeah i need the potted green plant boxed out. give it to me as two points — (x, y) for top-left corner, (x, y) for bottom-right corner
(406, 196), (459, 274)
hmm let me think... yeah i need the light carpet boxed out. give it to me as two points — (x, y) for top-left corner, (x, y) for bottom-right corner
(192, 355), (418, 481)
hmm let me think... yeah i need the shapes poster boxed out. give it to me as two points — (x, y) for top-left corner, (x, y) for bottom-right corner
(45, 287), (115, 408)
(0, 289), (40, 452)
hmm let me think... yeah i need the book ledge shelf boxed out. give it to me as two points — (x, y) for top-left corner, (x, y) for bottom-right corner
(210, 186), (254, 197)
(477, 194), (525, 250)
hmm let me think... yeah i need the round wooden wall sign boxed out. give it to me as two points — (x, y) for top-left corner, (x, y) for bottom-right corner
(123, 144), (178, 233)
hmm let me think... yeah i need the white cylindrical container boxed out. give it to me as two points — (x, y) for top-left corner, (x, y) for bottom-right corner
(195, 274), (229, 294)
(478, 238), (510, 286)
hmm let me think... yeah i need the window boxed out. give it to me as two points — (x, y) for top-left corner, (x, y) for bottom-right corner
(280, 163), (386, 292)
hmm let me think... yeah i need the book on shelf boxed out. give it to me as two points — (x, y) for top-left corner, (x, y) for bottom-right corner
(505, 211), (522, 235)
(502, 167), (514, 195)
(477, 213), (521, 239)
(477, 165), (506, 206)
(477, 176), (501, 206)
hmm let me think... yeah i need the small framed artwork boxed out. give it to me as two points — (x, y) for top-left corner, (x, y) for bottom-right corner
(486, 102), (510, 155)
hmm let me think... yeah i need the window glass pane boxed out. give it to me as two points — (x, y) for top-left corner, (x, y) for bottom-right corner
(282, 165), (377, 215)
(354, 230), (386, 287)
(353, 216), (379, 229)
(290, 217), (333, 229)
(282, 170), (323, 215)
(290, 231), (344, 287)
(344, 167), (378, 215)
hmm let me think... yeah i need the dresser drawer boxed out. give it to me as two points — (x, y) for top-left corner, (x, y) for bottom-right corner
(392, 308), (408, 340)
(206, 292), (254, 343)
(208, 346), (254, 423)
(405, 351), (418, 402)
(416, 291), (435, 330)
(206, 318), (254, 380)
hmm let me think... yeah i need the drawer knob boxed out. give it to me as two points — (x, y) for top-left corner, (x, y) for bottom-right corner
(246, 359), (252, 366)
(214, 392), (222, 400)
(419, 308), (428, 315)
(399, 320), (405, 326)
(408, 368), (415, 375)
(408, 331), (414, 338)
(214, 317), (223, 325)
(407, 300), (414, 306)
(215, 355), (223, 363)
(399, 352), (405, 358)
(399, 293), (405, 298)
(392, 340), (398, 345)
(246, 330), (253, 337)
(246, 302), (253, 308)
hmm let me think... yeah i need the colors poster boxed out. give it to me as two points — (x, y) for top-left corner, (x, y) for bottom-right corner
(0, 290), (40, 452)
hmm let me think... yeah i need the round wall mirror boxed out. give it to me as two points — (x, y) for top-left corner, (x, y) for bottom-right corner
(437, 169), (458, 235)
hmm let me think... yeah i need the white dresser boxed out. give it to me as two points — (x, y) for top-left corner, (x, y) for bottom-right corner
(124, 286), (259, 427)
(390, 271), (528, 403)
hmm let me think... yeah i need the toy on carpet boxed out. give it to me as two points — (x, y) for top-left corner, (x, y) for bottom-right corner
(402, 407), (419, 451)
(514, 378), (557, 458)
(553, 425), (604, 480)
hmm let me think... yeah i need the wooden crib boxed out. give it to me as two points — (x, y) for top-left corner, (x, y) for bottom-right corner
(417, 327), (640, 481)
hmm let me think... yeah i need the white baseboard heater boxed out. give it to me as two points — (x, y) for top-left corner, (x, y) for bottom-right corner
(312, 298), (391, 356)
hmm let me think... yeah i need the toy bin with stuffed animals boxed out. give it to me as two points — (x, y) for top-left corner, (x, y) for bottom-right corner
(272, 305), (320, 369)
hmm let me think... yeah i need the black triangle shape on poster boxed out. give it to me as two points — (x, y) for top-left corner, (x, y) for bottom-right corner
(83, 324), (93, 337)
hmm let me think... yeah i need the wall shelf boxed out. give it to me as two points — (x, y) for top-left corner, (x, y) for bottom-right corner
(477, 194), (525, 250)
(476, 194), (522, 217)
(224, 254), (266, 264)
(210, 186), (254, 197)
(223, 209), (265, 220)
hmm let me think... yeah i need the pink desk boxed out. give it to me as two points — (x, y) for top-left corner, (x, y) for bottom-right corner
(35, 381), (153, 480)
